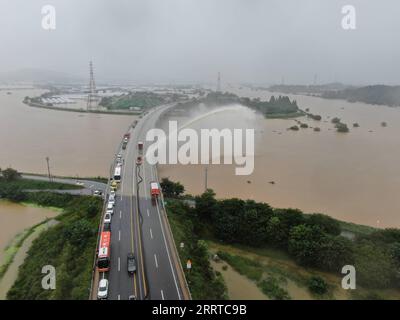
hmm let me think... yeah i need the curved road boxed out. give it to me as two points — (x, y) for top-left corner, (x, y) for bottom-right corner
(94, 104), (190, 300)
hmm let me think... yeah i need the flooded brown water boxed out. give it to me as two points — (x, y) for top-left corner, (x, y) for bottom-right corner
(0, 200), (58, 265)
(159, 87), (400, 228)
(210, 260), (268, 300)
(0, 201), (58, 264)
(0, 89), (135, 177)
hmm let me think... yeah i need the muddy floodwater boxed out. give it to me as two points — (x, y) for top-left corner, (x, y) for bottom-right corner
(159, 87), (400, 228)
(0, 89), (135, 177)
(0, 201), (58, 264)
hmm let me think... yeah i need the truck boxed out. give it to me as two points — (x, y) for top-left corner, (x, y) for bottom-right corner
(150, 181), (160, 198)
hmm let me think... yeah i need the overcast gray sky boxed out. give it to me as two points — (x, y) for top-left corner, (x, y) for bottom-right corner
(0, 0), (399, 85)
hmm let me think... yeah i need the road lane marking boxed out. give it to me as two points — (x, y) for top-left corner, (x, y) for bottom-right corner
(118, 230), (121, 241)
(150, 228), (153, 239)
(161, 290), (165, 300)
(147, 209), (150, 217)
(118, 257), (121, 272)
(155, 198), (182, 300)
(154, 254), (158, 268)
(118, 295), (120, 300)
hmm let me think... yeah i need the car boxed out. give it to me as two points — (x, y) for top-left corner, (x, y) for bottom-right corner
(93, 190), (103, 197)
(128, 295), (136, 300)
(103, 223), (111, 232)
(97, 279), (109, 300)
(108, 195), (115, 205)
(117, 153), (122, 159)
(111, 181), (118, 190)
(106, 209), (114, 216)
(107, 202), (114, 210)
(136, 156), (142, 165)
(127, 253), (137, 275)
(104, 212), (112, 224)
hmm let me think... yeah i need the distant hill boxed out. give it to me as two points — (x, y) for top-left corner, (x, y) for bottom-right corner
(0, 69), (84, 85)
(268, 83), (351, 95)
(321, 85), (400, 107)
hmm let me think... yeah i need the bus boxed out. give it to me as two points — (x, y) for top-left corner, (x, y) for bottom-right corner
(97, 231), (111, 272)
(113, 165), (122, 182)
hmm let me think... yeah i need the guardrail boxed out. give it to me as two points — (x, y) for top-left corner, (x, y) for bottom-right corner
(155, 163), (192, 300)
(88, 120), (137, 300)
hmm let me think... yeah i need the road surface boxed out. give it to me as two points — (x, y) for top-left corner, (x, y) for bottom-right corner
(95, 105), (190, 300)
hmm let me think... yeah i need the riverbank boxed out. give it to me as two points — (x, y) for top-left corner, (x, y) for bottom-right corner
(163, 184), (400, 300)
(25, 100), (142, 116)
(0, 218), (58, 299)
(6, 192), (102, 299)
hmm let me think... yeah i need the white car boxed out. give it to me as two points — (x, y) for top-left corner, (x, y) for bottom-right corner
(106, 209), (114, 216)
(110, 190), (116, 197)
(107, 202), (114, 210)
(104, 212), (112, 224)
(108, 195), (115, 205)
(97, 279), (109, 300)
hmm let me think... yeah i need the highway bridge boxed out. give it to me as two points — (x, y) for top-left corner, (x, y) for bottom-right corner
(91, 104), (190, 300)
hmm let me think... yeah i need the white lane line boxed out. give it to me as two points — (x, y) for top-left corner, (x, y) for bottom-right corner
(118, 295), (121, 300)
(154, 254), (159, 268)
(147, 209), (150, 217)
(120, 210), (122, 219)
(155, 198), (182, 300)
(150, 228), (153, 239)
(161, 290), (165, 300)
(118, 230), (121, 241)
(118, 257), (121, 272)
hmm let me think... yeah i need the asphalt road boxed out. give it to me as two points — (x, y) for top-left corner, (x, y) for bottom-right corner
(105, 105), (188, 300)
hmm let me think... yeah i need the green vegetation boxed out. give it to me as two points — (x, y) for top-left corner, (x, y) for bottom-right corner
(307, 276), (328, 295)
(99, 91), (168, 111)
(216, 251), (263, 282)
(322, 85), (400, 107)
(165, 199), (227, 300)
(6, 193), (102, 300)
(259, 277), (291, 300)
(160, 178), (185, 198)
(335, 122), (349, 133)
(289, 125), (299, 131)
(175, 92), (304, 119)
(164, 180), (400, 297)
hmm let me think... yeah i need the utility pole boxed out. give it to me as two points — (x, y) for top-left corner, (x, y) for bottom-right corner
(46, 156), (52, 182)
(204, 166), (208, 191)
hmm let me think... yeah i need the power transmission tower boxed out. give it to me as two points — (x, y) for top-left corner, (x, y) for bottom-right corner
(217, 72), (221, 92)
(87, 61), (98, 110)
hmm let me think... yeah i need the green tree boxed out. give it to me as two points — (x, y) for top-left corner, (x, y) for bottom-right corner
(1, 168), (20, 181)
(306, 213), (341, 236)
(307, 276), (328, 295)
(195, 189), (217, 222)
